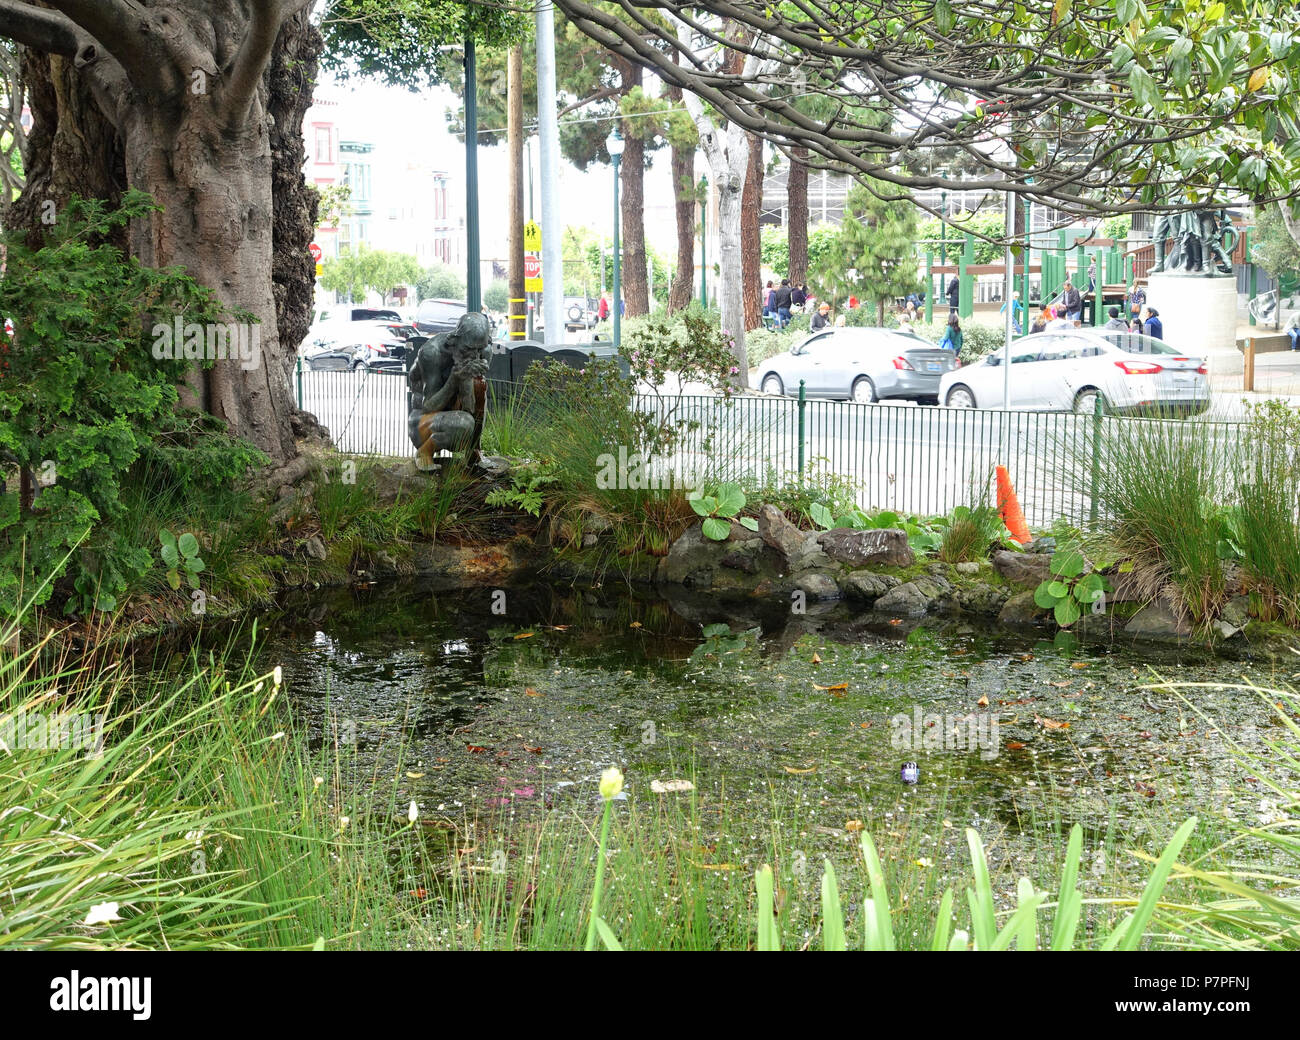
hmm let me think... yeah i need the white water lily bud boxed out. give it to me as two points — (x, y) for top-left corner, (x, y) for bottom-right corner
(599, 767), (624, 801)
(273, 665), (283, 687)
(408, 800), (419, 824)
(338, 816), (350, 831)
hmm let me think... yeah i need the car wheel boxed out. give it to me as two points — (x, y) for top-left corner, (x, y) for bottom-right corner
(761, 373), (784, 396)
(1072, 388), (1105, 415)
(945, 385), (976, 408)
(851, 376), (876, 404)
(350, 360), (364, 372)
(568, 304), (583, 322)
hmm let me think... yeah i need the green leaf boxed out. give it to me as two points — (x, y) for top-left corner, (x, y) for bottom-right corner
(1128, 64), (1162, 111)
(715, 483), (746, 517)
(167, 568), (181, 591)
(1050, 548), (1086, 578)
(859, 832), (896, 951)
(820, 860), (846, 951)
(701, 517), (731, 541)
(1050, 825), (1084, 950)
(755, 866), (780, 951)
(177, 532), (199, 558)
(1054, 597), (1082, 627)
(594, 916), (623, 951)
(1047, 580), (1070, 599)
(737, 516), (759, 532)
(1034, 581), (1061, 609)
(159, 529), (177, 553)
(809, 502), (834, 530)
(934, 0), (954, 33)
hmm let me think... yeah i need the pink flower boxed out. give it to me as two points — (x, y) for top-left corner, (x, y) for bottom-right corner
(729, 366), (739, 374)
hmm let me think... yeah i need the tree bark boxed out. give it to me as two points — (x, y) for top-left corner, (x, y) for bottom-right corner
(619, 106), (649, 316)
(787, 146), (809, 284)
(1, 0), (316, 466)
(665, 84), (694, 316)
(741, 130), (763, 331)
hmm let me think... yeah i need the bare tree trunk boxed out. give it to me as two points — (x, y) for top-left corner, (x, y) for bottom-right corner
(620, 119), (649, 317)
(741, 131), (763, 331)
(787, 146), (809, 284)
(665, 85), (695, 316)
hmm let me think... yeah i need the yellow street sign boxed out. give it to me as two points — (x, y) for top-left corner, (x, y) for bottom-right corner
(315, 262), (323, 277)
(523, 220), (542, 252)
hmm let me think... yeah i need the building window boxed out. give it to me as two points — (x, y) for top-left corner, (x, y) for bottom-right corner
(315, 127), (331, 164)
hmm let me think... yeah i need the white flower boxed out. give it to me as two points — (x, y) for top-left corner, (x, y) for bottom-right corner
(314, 776), (324, 787)
(408, 800), (419, 824)
(84, 902), (122, 926)
(273, 665), (283, 687)
(338, 816), (350, 831)
(599, 767), (624, 801)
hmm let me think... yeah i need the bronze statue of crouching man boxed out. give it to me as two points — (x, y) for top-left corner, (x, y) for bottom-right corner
(407, 311), (490, 470)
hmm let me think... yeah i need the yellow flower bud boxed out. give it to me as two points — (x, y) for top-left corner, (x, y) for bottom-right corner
(599, 767), (624, 801)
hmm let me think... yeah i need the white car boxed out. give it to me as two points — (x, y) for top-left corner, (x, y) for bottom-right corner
(938, 328), (1210, 416)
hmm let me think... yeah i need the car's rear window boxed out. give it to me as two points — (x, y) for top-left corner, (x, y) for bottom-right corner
(1097, 331), (1180, 355)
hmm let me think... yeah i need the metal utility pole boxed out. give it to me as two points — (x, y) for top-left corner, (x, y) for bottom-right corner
(699, 175), (708, 307)
(1002, 190), (1014, 459)
(464, 37), (481, 312)
(507, 44), (526, 340)
(536, 2), (563, 342)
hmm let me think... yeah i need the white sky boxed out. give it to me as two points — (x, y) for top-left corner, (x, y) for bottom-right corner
(321, 75), (681, 260)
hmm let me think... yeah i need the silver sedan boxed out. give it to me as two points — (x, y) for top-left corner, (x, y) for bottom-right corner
(757, 328), (958, 404)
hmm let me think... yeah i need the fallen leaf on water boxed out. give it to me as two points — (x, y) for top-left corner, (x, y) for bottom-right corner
(811, 651), (822, 664)
(813, 681), (849, 691)
(522, 745), (543, 754)
(1138, 731), (1153, 740)
(859, 721), (872, 729)
(1019, 653), (1034, 662)
(549, 625), (569, 631)
(409, 888), (428, 900)
(845, 820), (865, 832)
(436, 757), (450, 763)
(977, 694), (989, 707)
(466, 744), (489, 754)
(783, 766), (817, 774)
(1133, 780), (1157, 798)
(1117, 714), (1134, 720)
(1034, 715), (1070, 731)
(1006, 741), (1028, 750)
(524, 687), (543, 697)
(888, 619), (903, 625)
(689, 861), (737, 871)
(1070, 661), (1089, 670)
(1050, 680), (1073, 688)
(474, 922), (483, 943)
(629, 621), (642, 629)
(650, 779), (695, 794)
(406, 771), (425, 779)
(513, 632), (534, 640)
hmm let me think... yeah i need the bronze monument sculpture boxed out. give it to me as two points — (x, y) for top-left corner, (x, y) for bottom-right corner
(1150, 207), (1235, 276)
(407, 311), (490, 470)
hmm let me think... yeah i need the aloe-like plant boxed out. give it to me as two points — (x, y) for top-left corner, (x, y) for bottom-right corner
(756, 819), (1197, 951)
(1034, 545), (1108, 627)
(689, 483), (759, 541)
(159, 529), (205, 591)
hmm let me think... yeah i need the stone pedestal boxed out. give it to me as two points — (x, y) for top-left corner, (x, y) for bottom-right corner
(1145, 272), (1238, 356)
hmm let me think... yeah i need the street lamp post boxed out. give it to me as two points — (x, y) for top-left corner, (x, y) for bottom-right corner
(607, 128), (625, 349)
(699, 175), (708, 308)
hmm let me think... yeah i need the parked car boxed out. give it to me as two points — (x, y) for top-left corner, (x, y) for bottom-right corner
(303, 318), (416, 354)
(415, 297), (467, 337)
(756, 327), (959, 404)
(314, 306), (402, 325)
(937, 328), (1209, 415)
(304, 333), (409, 373)
(563, 296), (597, 330)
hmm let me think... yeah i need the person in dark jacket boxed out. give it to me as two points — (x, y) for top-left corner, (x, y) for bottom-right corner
(1060, 279), (1083, 322)
(791, 284), (807, 309)
(810, 302), (831, 330)
(1142, 306), (1164, 340)
(773, 279), (793, 328)
(946, 275), (960, 316)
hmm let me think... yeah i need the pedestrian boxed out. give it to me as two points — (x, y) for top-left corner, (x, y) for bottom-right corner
(774, 279), (793, 328)
(1103, 305), (1127, 330)
(834, 314), (847, 328)
(1129, 315), (1144, 334)
(847, 294), (859, 310)
(947, 274), (960, 316)
(762, 281), (775, 321)
(1287, 312), (1300, 350)
(1060, 278), (1083, 322)
(1086, 257), (1097, 296)
(597, 293), (610, 322)
(792, 283), (807, 310)
(939, 314), (963, 356)
(810, 301), (832, 330)
(1142, 306), (1164, 340)
(1126, 279), (1146, 322)
(896, 308), (916, 335)
(1000, 290), (1024, 335)
(1029, 307), (1049, 335)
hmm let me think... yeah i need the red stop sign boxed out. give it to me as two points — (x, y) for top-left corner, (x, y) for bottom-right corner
(524, 255), (541, 279)
(308, 242), (322, 262)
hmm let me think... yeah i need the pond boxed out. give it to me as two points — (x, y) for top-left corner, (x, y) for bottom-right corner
(254, 579), (1293, 895)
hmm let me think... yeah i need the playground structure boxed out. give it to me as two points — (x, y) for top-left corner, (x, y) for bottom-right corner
(919, 219), (1265, 329)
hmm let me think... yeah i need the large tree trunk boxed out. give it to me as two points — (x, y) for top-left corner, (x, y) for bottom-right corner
(2, 2), (317, 466)
(741, 131), (763, 331)
(620, 118), (649, 317)
(665, 86), (695, 316)
(787, 146), (809, 284)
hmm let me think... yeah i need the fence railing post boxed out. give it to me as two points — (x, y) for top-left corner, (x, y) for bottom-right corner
(295, 355), (303, 409)
(797, 380), (807, 479)
(1089, 392), (1103, 528)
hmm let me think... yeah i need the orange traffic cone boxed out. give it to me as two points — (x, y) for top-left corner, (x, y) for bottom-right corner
(995, 465), (1032, 545)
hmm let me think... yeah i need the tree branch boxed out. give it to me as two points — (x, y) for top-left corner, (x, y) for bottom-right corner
(224, 0), (314, 123)
(0, 0), (79, 55)
(40, 0), (153, 70)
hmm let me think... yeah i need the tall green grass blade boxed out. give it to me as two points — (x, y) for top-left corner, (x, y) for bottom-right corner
(1050, 824), (1085, 950)
(1102, 816), (1198, 951)
(930, 888), (955, 951)
(859, 832), (895, 950)
(965, 828), (997, 950)
(821, 860), (846, 951)
(756, 865), (780, 951)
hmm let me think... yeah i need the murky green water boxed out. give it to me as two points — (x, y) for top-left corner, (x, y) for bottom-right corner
(259, 580), (1295, 877)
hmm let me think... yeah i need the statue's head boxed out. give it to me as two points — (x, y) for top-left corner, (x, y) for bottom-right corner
(452, 310), (491, 350)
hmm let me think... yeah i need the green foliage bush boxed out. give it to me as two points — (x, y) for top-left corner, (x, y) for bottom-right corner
(416, 262), (465, 302)
(0, 192), (266, 618)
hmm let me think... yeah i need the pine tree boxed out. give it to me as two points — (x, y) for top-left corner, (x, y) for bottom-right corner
(815, 183), (921, 325)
